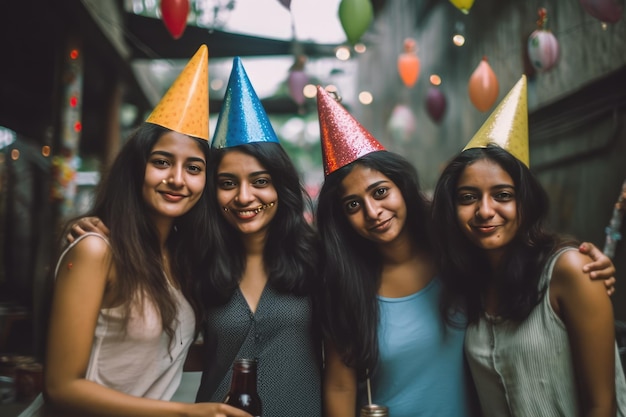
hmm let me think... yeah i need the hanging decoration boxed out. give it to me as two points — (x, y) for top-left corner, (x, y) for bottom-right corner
(527, 8), (560, 73)
(160, 0), (190, 40)
(287, 55), (309, 113)
(468, 56), (499, 112)
(278, 0), (291, 10)
(387, 104), (416, 143)
(579, 0), (624, 24)
(339, 0), (374, 45)
(397, 38), (420, 88)
(425, 76), (446, 124)
(449, 0), (475, 14)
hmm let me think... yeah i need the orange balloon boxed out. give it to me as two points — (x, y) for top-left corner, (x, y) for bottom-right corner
(468, 57), (499, 112)
(397, 38), (420, 88)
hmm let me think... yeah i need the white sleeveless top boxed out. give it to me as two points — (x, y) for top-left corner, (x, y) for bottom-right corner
(465, 247), (626, 417)
(19, 233), (196, 416)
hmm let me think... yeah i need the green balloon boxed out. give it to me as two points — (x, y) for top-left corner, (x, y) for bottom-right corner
(339, 0), (374, 45)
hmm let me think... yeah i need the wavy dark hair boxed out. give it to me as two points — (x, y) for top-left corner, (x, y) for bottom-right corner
(431, 145), (572, 325)
(58, 123), (209, 342)
(315, 151), (432, 378)
(200, 142), (319, 306)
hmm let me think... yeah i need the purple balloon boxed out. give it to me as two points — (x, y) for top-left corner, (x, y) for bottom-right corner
(580, 0), (623, 24)
(426, 87), (446, 124)
(278, 0), (291, 10)
(288, 70), (309, 106)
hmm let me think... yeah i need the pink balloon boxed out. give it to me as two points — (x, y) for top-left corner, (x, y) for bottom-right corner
(288, 70), (309, 106)
(161, 0), (190, 40)
(527, 30), (559, 72)
(468, 57), (499, 112)
(425, 87), (447, 123)
(580, 0), (623, 24)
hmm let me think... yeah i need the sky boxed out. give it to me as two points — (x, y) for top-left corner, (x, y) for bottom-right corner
(220, 0), (346, 44)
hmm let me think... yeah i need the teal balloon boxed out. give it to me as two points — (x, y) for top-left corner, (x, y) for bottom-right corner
(339, 0), (374, 45)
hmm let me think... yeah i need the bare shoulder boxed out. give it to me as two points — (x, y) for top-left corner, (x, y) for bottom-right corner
(57, 233), (113, 277)
(551, 249), (607, 307)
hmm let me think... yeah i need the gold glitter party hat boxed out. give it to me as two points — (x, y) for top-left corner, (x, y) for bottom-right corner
(463, 75), (529, 166)
(317, 86), (386, 176)
(146, 45), (209, 141)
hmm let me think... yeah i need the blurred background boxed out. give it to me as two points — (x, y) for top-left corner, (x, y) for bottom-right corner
(0, 0), (625, 407)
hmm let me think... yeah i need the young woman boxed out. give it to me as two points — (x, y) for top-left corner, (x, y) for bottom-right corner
(314, 85), (617, 417)
(24, 46), (251, 417)
(431, 144), (626, 416)
(431, 75), (626, 416)
(193, 57), (322, 417)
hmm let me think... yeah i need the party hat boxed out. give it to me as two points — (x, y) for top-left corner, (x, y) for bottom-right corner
(146, 45), (209, 141)
(463, 75), (529, 166)
(211, 57), (279, 148)
(317, 86), (386, 176)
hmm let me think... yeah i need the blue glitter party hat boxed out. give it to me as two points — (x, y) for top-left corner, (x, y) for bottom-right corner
(211, 57), (280, 148)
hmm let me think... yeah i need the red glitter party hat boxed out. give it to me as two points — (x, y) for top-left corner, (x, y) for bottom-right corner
(316, 86), (385, 176)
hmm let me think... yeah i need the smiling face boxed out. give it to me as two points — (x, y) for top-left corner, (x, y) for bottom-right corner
(339, 164), (408, 246)
(455, 158), (520, 264)
(142, 131), (207, 225)
(216, 149), (278, 239)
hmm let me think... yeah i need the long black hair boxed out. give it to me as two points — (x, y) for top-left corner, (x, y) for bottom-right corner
(59, 123), (210, 341)
(315, 150), (432, 378)
(200, 142), (319, 306)
(431, 145), (570, 324)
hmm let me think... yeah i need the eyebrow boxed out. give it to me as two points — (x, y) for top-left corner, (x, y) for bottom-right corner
(150, 150), (206, 165)
(457, 184), (514, 192)
(341, 179), (390, 203)
(217, 170), (270, 178)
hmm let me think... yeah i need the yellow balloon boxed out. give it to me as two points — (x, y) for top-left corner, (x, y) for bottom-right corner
(449, 0), (475, 14)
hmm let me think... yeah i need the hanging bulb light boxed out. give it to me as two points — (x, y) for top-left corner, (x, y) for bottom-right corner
(527, 8), (560, 73)
(397, 38), (420, 88)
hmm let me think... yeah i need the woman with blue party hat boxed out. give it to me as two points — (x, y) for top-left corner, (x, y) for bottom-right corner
(194, 56), (322, 417)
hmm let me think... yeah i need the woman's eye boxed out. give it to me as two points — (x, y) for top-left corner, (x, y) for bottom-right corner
(344, 200), (360, 213)
(151, 158), (170, 168)
(457, 193), (477, 204)
(254, 178), (270, 186)
(187, 164), (203, 174)
(219, 180), (236, 189)
(373, 187), (388, 198)
(495, 191), (514, 201)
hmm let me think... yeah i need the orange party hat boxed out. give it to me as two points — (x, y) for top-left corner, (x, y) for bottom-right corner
(146, 45), (209, 141)
(317, 86), (385, 176)
(463, 75), (529, 166)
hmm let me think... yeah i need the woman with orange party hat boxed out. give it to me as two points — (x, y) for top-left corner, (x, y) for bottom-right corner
(432, 75), (626, 416)
(22, 45), (251, 417)
(314, 82), (617, 417)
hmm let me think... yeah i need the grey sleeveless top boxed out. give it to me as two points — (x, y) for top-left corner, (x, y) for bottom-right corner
(465, 247), (626, 417)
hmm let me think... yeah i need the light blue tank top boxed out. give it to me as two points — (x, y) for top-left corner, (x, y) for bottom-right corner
(357, 278), (472, 417)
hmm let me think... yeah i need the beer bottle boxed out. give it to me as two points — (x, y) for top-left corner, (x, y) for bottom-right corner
(223, 358), (262, 417)
(360, 404), (389, 417)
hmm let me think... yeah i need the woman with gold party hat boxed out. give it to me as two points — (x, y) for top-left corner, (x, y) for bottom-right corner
(23, 45), (251, 417)
(432, 75), (626, 416)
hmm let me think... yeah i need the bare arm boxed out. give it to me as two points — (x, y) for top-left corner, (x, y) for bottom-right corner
(578, 242), (616, 295)
(551, 250), (617, 417)
(44, 236), (250, 417)
(324, 341), (358, 417)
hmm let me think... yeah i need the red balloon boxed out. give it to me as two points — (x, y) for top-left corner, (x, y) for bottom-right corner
(161, 0), (190, 40)
(426, 87), (446, 123)
(579, 0), (623, 24)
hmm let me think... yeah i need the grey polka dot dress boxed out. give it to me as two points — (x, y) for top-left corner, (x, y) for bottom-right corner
(196, 285), (322, 417)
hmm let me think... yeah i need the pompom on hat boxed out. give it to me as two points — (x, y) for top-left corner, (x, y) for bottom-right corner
(211, 57), (280, 148)
(463, 74), (529, 167)
(146, 44), (209, 141)
(316, 86), (386, 176)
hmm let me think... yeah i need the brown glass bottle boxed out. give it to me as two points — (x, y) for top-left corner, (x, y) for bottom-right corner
(360, 404), (389, 417)
(223, 358), (262, 417)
